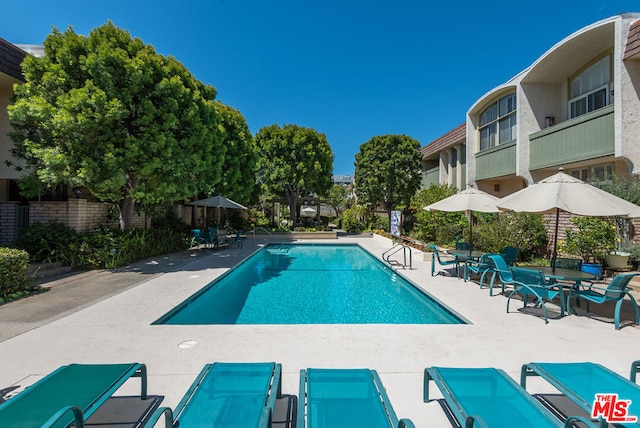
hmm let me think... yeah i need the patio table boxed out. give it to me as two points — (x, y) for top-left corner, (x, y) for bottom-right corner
(447, 250), (487, 262)
(525, 266), (596, 284)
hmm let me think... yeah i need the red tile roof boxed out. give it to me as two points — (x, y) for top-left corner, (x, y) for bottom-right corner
(624, 20), (640, 60)
(0, 38), (26, 81)
(420, 123), (465, 158)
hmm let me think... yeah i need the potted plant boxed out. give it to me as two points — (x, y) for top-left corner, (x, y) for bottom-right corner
(604, 218), (632, 269)
(621, 243), (640, 270)
(562, 216), (616, 279)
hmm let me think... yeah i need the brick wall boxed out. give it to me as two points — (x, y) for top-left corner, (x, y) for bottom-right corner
(29, 199), (147, 233)
(0, 201), (18, 244)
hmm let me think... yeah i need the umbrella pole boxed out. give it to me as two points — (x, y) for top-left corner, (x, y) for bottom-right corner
(551, 208), (559, 273)
(469, 210), (473, 255)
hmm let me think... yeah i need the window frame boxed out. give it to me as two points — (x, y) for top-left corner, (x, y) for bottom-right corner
(478, 93), (516, 152)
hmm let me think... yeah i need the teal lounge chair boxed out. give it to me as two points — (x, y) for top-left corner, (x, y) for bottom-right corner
(521, 362), (640, 428)
(486, 254), (516, 296)
(429, 244), (461, 277)
(464, 253), (496, 288)
(566, 272), (640, 330)
(0, 363), (147, 428)
(298, 368), (415, 428)
(500, 246), (520, 266)
(424, 366), (595, 428)
(508, 268), (565, 323)
(148, 362), (281, 427)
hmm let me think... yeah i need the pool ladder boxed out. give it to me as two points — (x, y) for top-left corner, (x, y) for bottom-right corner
(382, 243), (412, 270)
(250, 227), (289, 252)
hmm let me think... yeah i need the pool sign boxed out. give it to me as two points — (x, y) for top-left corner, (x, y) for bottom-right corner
(591, 393), (637, 423)
(390, 211), (401, 237)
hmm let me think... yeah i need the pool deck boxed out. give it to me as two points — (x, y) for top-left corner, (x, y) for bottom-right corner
(0, 234), (638, 426)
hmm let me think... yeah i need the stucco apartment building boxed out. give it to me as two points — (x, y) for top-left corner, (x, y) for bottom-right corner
(422, 13), (640, 198)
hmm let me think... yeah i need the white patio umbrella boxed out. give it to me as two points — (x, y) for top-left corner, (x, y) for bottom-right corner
(496, 168), (640, 270)
(188, 195), (248, 226)
(423, 186), (501, 251)
(301, 206), (317, 216)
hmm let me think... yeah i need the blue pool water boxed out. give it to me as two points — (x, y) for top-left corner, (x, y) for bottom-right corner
(155, 244), (464, 325)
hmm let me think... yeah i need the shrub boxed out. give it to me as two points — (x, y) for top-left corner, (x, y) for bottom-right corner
(472, 212), (548, 261)
(367, 214), (389, 232)
(14, 221), (80, 264)
(341, 206), (367, 233)
(14, 214), (190, 270)
(410, 184), (467, 245)
(0, 248), (31, 301)
(562, 216), (615, 264)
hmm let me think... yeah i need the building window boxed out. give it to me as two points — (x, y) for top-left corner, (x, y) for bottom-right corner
(569, 163), (613, 181)
(569, 55), (611, 119)
(479, 93), (516, 151)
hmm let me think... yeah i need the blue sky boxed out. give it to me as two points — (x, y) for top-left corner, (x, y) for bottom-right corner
(1, 1), (638, 175)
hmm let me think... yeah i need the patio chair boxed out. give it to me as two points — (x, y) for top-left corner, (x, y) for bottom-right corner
(230, 229), (245, 248)
(456, 240), (471, 250)
(486, 254), (516, 296)
(207, 226), (228, 249)
(190, 229), (211, 249)
(424, 366), (594, 427)
(566, 272), (640, 330)
(521, 361), (640, 428)
(0, 363), (147, 428)
(553, 257), (582, 271)
(298, 368), (415, 428)
(463, 253), (496, 288)
(148, 362), (282, 427)
(508, 268), (565, 324)
(501, 246), (520, 266)
(429, 244), (462, 277)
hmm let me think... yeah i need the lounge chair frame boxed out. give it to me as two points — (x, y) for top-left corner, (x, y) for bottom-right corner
(424, 366), (595, 428)
(298, 368), (414, 428)
(149, 362), (281, 428)
(521, 361), (640, 428)
(0, 363), (147, 428)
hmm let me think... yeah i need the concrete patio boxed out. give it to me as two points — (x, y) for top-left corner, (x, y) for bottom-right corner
(0, 234), (638, 427)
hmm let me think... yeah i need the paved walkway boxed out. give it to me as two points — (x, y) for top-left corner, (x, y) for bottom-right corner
(0, 250), (216, 342)
(0, 235), (638, 427)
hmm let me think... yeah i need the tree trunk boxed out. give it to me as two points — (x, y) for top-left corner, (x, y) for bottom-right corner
(119, 196), (135, 231)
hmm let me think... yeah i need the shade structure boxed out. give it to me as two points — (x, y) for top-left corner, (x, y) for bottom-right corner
(188, 195), (247, 226)
(301, 206), (317, 216)
(187, 195), (247, 209)
(496, 169), (640, 269)
(423, 186), (501, 250)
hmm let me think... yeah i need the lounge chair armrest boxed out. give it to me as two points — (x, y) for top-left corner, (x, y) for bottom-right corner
(564, 414), (597, 427)
(398, 418), (416, 428)
(464, 414), (490, 428)
(145, 406), (174, 428)
(43, 406), (85, 428)
(632, 359), (640, 383)
(423, 368), (433, 402)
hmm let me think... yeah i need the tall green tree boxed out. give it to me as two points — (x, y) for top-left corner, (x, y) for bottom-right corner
(354, 134), (422, 221)
(255, 124), (334, 223)
(212, 102), (257, 203)
(326, 184), (352, 217)
(8, 22), (224, 230)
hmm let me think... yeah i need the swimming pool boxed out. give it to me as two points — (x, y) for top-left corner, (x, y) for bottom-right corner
(155, 243), (464, 325)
